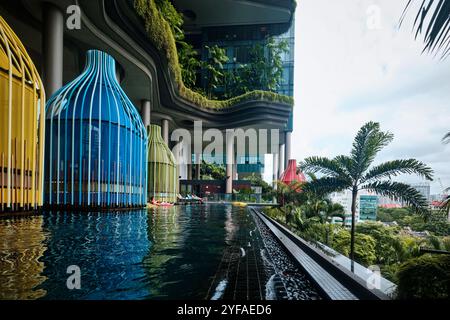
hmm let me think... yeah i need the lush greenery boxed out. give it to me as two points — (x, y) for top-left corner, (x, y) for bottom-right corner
(134, 0), (294, 109)
(221, 38), (289, 98)
(264, 201), (450, 288)
(200, 161), (226, 180)
(263, 122), (450, 298)
(201, 45), (229, 99)
(378, 207), (450, 236)
(242, 173), (274, 201)
(396, 254), (450, 299)
(299, 121), (433, 262)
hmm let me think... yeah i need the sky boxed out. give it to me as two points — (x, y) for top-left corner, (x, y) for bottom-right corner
(289, 0), (450, 194)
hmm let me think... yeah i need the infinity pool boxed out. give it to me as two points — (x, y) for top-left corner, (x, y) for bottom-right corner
(0, 204), (278, 300)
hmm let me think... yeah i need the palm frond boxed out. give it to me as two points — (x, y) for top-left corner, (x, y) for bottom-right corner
(299, 156), (349, 179)
(361, 159), (434, 183)
(441, 194), (450, 212)
(351, 122), (394, 179)
(362, 181), (430, 216)
(401, 0), (450, 60)
(303, 177), (351, 197)
(333, 155), (355, 177)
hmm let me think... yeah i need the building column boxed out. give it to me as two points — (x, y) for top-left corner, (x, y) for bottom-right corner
(226, 132), (234, 194)
(42, 3), (64, 97)
(279, 144), (285, 178)
(195, 153), (201, 180)
(285, 131), (292, 167)
(141, 100), (151, 130)
(272, 153), (279, 204)
(232, 153), (238, 180)
(187, 163), (193, 180)
(272, 153), (279, 189)
(162, 119), (169, 145)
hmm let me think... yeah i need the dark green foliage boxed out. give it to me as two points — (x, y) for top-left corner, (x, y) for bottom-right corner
(396, 254), (450, 299)
(242, 173), (274, 200)
(134, 0), (294, 110)
(378, 207), (450, 236)
(200, 161), (226, 180)
(401, 0), (450, 59)
(201, 45), (229, 99)
(226, 38), (289, 96)
(356, 222), (402, 265)
(178, 42), (200, 88)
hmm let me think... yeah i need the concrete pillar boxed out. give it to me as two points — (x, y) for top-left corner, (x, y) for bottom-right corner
(232, 153), (238, 180)
(285, 131), (292, 167)
(195, 153), (201, 180)
(226, 132), (234, 194)
(162, 119), (169, 145)
(187, 163), (192, 180)
(272, 153), (279, 204)
(141, 100), (151, 130)
(279, 144), (285, 178)
(42, 3), (64, 97)
(272, 153), (279, 189)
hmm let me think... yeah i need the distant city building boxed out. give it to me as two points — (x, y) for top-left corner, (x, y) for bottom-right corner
(329, 191), (379, 225)
(329, 190), (359, 226)
(359, 195), (378, 221)
(411, 182), (431, 203)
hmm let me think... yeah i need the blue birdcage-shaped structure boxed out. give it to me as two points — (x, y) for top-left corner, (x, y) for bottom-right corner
(44, 50), (148, 208)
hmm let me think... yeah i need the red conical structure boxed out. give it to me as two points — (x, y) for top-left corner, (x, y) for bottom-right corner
(280, 159), (306, 186)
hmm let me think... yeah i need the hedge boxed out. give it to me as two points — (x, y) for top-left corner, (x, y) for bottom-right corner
(396, 254), (450, 299)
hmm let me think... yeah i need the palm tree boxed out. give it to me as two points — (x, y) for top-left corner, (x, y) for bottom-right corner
(299, 122), (433, 266)
(401, 0), (450, 59)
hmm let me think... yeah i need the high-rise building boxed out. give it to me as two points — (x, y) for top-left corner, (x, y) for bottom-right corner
(329, 190), (359, 225)
(1, 0), (295, 210)
(178, 2), (295, 178)
(359, 195), (378, 221)
(411, 182), (431, 203)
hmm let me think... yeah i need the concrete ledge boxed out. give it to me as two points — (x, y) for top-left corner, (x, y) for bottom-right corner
(251, 207), (391, 300)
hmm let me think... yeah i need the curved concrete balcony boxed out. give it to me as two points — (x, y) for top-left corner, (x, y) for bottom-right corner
(3, 0), (294, 131)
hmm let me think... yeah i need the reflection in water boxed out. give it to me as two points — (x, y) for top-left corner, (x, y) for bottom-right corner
(143, 205), (229, 299)
(224, 205), (237, 244)
(0, 216), (48, 299)
(38, 210), (151, 300)
(0, 204), (262, 300)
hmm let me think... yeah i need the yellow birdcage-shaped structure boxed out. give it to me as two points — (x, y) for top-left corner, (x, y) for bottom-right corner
(0, 16), (45, 212)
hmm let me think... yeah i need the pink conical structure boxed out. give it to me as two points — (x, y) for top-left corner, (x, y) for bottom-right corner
(280, 159), (306, 186)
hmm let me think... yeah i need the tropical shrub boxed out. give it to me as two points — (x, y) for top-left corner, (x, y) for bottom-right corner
(396, 254), (450, 299)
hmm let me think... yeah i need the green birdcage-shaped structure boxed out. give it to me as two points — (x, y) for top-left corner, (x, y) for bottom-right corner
(147, 125), (178, 203)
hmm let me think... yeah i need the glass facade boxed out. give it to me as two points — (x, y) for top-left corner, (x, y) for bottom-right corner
(44, 50), (148, 208)
(198, 21), (295, 174)
(359, 195), (378, 221)
(200, 22), (295, 101)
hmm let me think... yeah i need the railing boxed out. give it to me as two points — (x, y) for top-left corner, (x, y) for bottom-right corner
(201, 193), (274, 203)
(250, 207), (394, 300)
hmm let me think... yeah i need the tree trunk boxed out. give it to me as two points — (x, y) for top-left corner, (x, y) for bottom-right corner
(350, 186), (358, 272)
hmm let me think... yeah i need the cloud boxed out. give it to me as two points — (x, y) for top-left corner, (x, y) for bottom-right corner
(293, 0), (450, 194)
